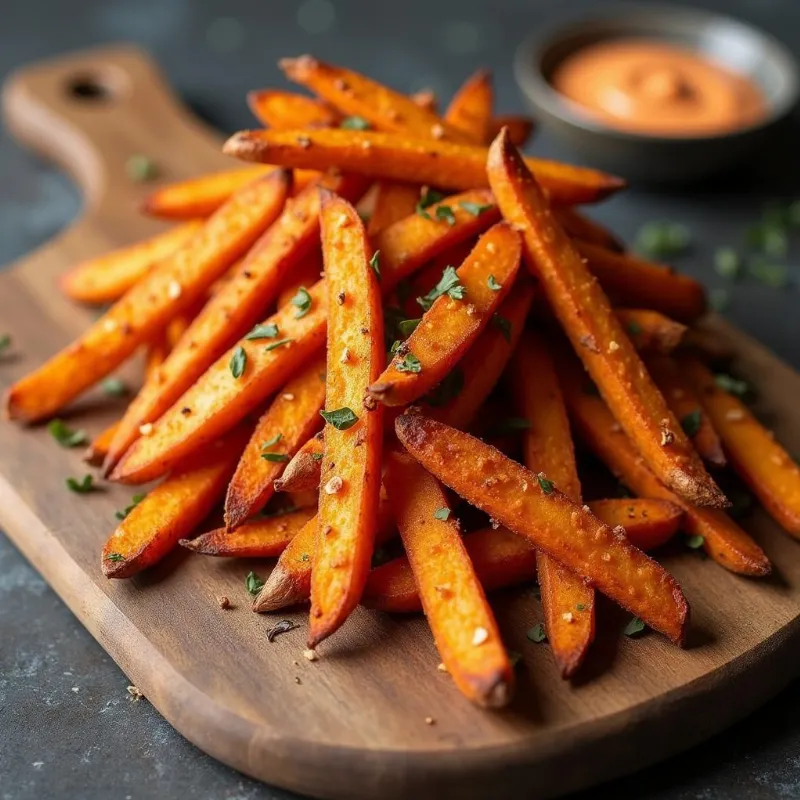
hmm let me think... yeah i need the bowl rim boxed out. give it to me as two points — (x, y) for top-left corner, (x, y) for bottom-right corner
(513, 1), (800, 144)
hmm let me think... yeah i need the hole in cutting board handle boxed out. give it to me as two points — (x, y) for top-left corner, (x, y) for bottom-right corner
(65, 66), (130, 104)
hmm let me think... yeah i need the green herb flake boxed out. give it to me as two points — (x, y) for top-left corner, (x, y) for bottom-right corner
(396, 352), (422, 373)
(681, 410), (702, 438)
(425, 368), (464, 407)
(686, 534), (706, 550)
(526, 623), (547, 643)
(537, 474), (555, 494)
(245, 571), (265, 597)
(714, 247), (741, 280)
(492, 313), (512, 343)
(507, 649), (523, 668)
(230, 346), (247, 379)
(115, 493), (147, 521)
(622, 617), (647, 637)
(635, 222), (691, 259)
(261, 452), (290, 463)
(261, 434), (283, 449)
(311, 452), (324, 461)
(459, 200), (494, 217)
(264, 338), (294, 352)
(487, 275), (502, 291)
(0, 334), (10, 354)
(126, 154), (159, 182)
(747, 259), (790, 289)
(340, 115), (371, 130)
(709, 288), (730, 313)
(398, 318), (421, 337)
(320, 407), (359, 430)
(300, 553), (310, 562)
(389, 340), (403, 356)
(576, 604), (588, 612)
(433, 507), (450, 521)
(102, 377), (129, 397)
(435, 205), (456, 226)
(369, 251), (381, 281)
(245, 323), (279, 340)
(715, 373), (751, 398)
(746, 223), (788, 259)
(415, 188), (445, 220)
(417, 266), (465, 311)
(105, 553), (125, 562)
(291, 287), (312, 318)
(48, 419), (88, 448)
(66, 474), (95, 494)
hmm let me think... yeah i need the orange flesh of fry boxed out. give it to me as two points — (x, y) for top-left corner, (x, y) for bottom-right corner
(576, 240), (707, 323)
(280, 55), (473, 143)
(277, 251), (324, 308)
(224, 127), (626, 206)
(370, 223), (521, 406)
(6, 175), (285, 424)
(509, 329), (594, 678)
(287, 489), (319, 509)
(179, 509), (315, 557)
(384, 449), (513, 707)
(60, 221), (204, 305)
(274, 433), (324, 492)
(685, 357), (800, 537)
(395, 413), (690, 644)
(364, 498), (684, 612)
(445, 68), (493, 144)
(101, 425), (250, 578)
(308, 194), (385, 648)
(615, 309), (688, 355)
(367, 182), (421, 236)
(487, 114), (535, 148)
(647, 355), (726, 467)
(225, 354), (327, 529)
(554, 208), (625, 253)
(84, 421), (121, 467)
(487, 129), (725, 508)
(247, 90), (341, 129)
(558, 359), (771, 577)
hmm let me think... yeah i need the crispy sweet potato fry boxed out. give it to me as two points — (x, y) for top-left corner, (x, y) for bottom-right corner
(445, 69), (493, 144)
(364, 498), (684, 612)
(647, 355), (726, 467)
(487, 114), (535, 148)
(224, 127), (626, 206)
(308, 193), (385, 648)
(487, 129), (725, 508)
(60, 221), (204, 305)
(576, 240), (707, 323)
(248, 90), (340, 129)
(384, 449), (512, 707)
(370, 223), (521, 406)
(615, 309), (688, 355)
(280, 56), (473, 142)
(287, 489), (318, 509)
(558, 359), (771, 576)
(7, 174), (288, 424)
(225, 354), (327, 529)
(180, 508), (315, 557)
(554, 208), (624, 253)
(685, 358), (800, 537)
(101, 425), (250, 578)
(367, 182), (421, 236)
(395, 413), (690, 643)
(509, 329), (594, 678)
(84, 422), (121, 467)
(274, 432), (324, 492)
(277, 251), (324, 308)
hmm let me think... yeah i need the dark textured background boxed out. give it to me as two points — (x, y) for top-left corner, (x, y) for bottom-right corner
(3, 1), (800, 798)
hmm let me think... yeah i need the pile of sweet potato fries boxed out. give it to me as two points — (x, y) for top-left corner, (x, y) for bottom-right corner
(7, 57), (800, 708)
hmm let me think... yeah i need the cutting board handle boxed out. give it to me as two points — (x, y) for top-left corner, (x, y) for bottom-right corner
(1, 44), (225, 221)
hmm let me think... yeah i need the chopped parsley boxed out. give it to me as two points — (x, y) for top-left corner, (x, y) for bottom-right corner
(415, 188), (445, 220)
(714, 373), (751, 398)
(115, 493), (147, 521)
(101, 377), (129, 397)
(369, 251), (381, 281)
(320, 407), (358, 430)
(576, 604), (588, 612)
(398, 318), (420, 337)
(261, 434), (283, 449)
(686, 534), (705, 550)
(66, 474), (95, 493)
(622, 617), (647, 637)
(245, 323), (279, 340)
(264, 338), (293, 352)
(230, 346), (247, 378)
(105, 553), (125, 562)
(396, 352), (422, 373)
(417, 266), (465, 311)
(680, 410), (702, 438)
(340, 116), (371, 130)
(635, 221), (691, 259)
(291, 287), (312, 318)
(0, 334), (10, 354)
(260, 434), (288, 462)
(714, 247), (741, 279)
(487, 275), (502, 291)
(311, 452), (324, 461)
(492, 313), (512, 343)
(526, 623), (547, 643)
(245, 571), (265, 596)
(433, 507), (450, 521)
(435, 205), (456, 226)
(261, 452), (290, 463)
(126, 154), (159, 182)
(48, 419), (87, 448)
(537, 474), (555, 494)
(459, 200), (494, 216)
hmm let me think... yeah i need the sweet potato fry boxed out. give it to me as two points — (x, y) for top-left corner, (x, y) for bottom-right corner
(384, 449), (513, 707)
(280, 56), (473, 143)
(101, 425), (250, 578)
(225, 354), (327, 529)
(308, 193), (384, 648)
(615, 309), (688, 355)
(395, 413), (690, 644)
(508, 329), (594, 678)
(7, 174), (287, 424)
(102, 172), (359, 473)
(274, 433), (324, 492)
(576, 240), (707, 323)
(60, 221), (204, 305)
(370, 223), (521, 407)
(558, 358), (771, 576)
(84, 422), (121, 467)
(276, 251), (324, 308)
(248, 90), (340, 129)
(224, 127), (626, 206)
(487, 129), (725, 508)
(647, 355), (726, 467)
(445, 69), (493, 144)
(364, 498), (684, 612)
(367, 182), (421, 236)
(287, 489), (318, 510)
(685, 358), (800, 537)
(487, 114), (535, 148)
(554, 208), (625, 253)
(180, 508), (315, 557)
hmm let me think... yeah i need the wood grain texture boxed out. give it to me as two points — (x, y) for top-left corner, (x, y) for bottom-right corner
(3, 45), (800, 800)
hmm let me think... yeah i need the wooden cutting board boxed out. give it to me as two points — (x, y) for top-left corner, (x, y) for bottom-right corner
(3, 45), (800, 800)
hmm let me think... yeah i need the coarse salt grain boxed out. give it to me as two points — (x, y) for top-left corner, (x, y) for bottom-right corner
(138, 423), (154, 436)
(324, 476), (343, 494)
(167, 280), (182, 299)
(472, 626), (489, 646)
(303, 649), (318, 662)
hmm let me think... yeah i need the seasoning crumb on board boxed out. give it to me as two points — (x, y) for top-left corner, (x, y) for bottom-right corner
(127, 685), (144, 701)
(218, 595), (232, 609)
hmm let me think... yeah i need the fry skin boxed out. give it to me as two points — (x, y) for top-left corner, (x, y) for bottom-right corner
(487, 128), (725, 508)
(225, 354), (327, 529)
(180, 508), (315, 557)
(487, 114), (535, 148)
(648, 355), (726, 467)
(384, 449), (513, 707)
(247, 90), (340, 129)
(367, 181), (421, 236)
(558, 359), (771, 577)
(369, 223), (521, 406)
(445, 68), (493, 144)
(685, 358), (800, 537)
(224, 127), (626, 206)
(308, 193), (385, 648)
(395, 413), (690, 644)
(84, 422), (121, 467)
(277, 251), (324, 308)
(274, 432), (324, 492)
(364, 498), (684, 612)
(616, 309), (688, 356)
(102, 425), (250, 578)
(7, 175), (286, 424)
(60, 221), (204, 305)
(509, 329), (594, 679)
(554, 208), (625, 253)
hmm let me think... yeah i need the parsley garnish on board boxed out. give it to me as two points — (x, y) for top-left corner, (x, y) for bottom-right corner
(396, 352), (422, 373)
(320, 407), (358, 430)
(115, 493), (147, 521)
(415, 188), (445, 220)
(340, 116), (371, 130)
(680, 410), (702, 438)
(526, 624), (547, 643)
(126, 154), (159, 182)
(245, 571), (265, 597)
(245, 323), (279, 340)
(622, 617), (647, 637)
(291, 287), (312, 318)
(66, 474), (95, 494)
(417, 266), (465, 311)
(101, 377), (129, 397)
(48, 419), (88, 448)
(433, 507), (450, 521)
(230, 346), (247, 378)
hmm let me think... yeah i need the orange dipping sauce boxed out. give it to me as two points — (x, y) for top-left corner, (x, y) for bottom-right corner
(551, 39), (768, 137)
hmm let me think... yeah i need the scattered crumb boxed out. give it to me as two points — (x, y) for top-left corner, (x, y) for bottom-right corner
(127, 685), (144, 701)
(430, 124), (445, 139)
(340, 348), (350, 363)
(303, 648), (319, 662)
(608, 340), (620, 353)
(725, 408), (745, 422)
(324, 476), (343, 494)
(138, 423), (154, 436)
(437, 663), (448, 673)
(582, 504), (591, 513)
(472, 626), (489, 646)
(218, 595), (231, 609)
(295, 676), (302, 685)
(293, 660), (300, 667)
(282, 393), (295, 401)
(167, 280), (182, 300)
(562, 612), (574, 623)
(425, 716), (436, 725)
(659, 419), (675, 446)
(297, 135), (312, 148)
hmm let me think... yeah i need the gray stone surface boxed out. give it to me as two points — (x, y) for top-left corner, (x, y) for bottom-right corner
(2, 1), (800, 798)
